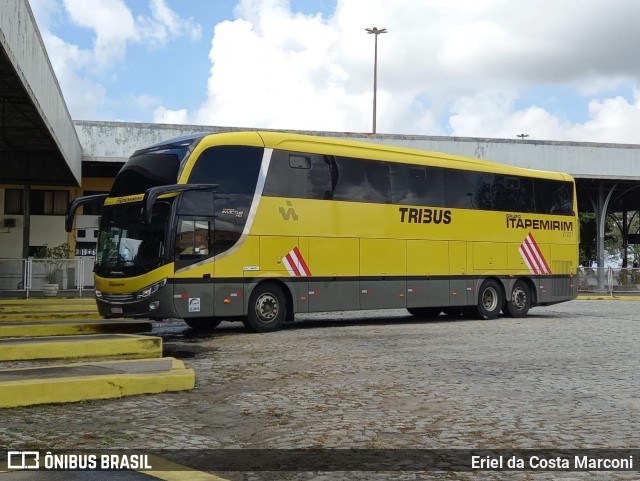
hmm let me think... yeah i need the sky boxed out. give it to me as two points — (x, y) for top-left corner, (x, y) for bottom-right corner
(28, 0), (640, 143)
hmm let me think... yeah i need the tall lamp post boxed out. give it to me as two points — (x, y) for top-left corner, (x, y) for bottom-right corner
(365, 26), (387, 134)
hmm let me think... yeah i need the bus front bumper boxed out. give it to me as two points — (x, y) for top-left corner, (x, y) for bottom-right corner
(96, 286), (177, 319)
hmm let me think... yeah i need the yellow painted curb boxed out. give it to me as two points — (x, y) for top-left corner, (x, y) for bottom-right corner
(142, 455), (231, 481)
(577, 294), (640, 301)
(0, 299), (96, 308)
(0, 319), (151, 338)
(0, 299), (99, 322)
(0, 334), (162, 361)
(0, 358), (194, 408)
(0, 304), (97, 313)
(0, 313), (103, 322)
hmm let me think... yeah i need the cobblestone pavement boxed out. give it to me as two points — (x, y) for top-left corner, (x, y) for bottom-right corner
(1, 300), (640, 480)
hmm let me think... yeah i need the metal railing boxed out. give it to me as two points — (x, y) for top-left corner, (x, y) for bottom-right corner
(1, 259), (637, 298)
(578, 267), (640, 296)
(0, 258), (94, 298)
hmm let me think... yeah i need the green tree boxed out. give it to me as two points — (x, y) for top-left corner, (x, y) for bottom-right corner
(579, 212), (597, 266)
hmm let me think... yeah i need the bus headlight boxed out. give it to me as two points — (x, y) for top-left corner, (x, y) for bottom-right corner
(136, 279), (167, 299)
(95, 289), (103, 299)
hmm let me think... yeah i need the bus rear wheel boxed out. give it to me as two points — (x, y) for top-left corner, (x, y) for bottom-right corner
(245, 283), (287, 332)
(184, 318), (222, 330)
(503, 280), (531, 318)
(474, 279), (504, 320)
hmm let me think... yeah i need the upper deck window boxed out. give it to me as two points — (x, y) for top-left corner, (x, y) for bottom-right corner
(187, 146), (263, 195)
(110, 150), (184, 197)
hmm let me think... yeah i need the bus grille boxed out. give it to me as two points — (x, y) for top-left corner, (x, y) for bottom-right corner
(101, 293), (137, 302)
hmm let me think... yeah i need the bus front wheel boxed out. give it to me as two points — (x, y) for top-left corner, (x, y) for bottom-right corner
(503, 280), (531, 318)
(246, 283), (287, 332)
(474, 279), (504, 320)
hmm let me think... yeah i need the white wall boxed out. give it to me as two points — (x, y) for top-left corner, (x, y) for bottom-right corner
(30, 216), (67, 248)
(0, 218), (23, 258)
(0, 188), (23, 258)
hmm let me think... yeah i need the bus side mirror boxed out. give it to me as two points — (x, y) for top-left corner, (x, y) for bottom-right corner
(65, 194), (108, 232)
(141, 184), (219, 224)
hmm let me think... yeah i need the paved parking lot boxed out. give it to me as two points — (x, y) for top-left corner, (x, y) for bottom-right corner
(1, 299), (639, 480)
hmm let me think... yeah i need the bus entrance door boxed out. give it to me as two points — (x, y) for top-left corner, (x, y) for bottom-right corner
(173, 218), (215, 319)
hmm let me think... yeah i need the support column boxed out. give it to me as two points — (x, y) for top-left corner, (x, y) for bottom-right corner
(622, 211), (628, 268)
(594, 182), (617, 291)
(21, 185), (30, 259)
(595, 182), (617, 268)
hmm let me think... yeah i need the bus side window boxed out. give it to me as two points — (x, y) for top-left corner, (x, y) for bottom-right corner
(290, 155), (311, 169)
(176, 219), (212, 259)
(176, 220), (194, 257)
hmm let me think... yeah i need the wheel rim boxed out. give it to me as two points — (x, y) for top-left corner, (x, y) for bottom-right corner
(255, 292), (279, 323)
(482, 286), (499, 312)
(511, 286), (527, 311)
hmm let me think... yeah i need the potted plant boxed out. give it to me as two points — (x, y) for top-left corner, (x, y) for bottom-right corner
(34, 242), (71, 296)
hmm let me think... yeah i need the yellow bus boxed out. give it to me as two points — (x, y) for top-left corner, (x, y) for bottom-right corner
(66, 131), (578, 332)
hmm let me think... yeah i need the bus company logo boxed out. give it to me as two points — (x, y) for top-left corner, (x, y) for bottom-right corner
(279, 201), (298, 221)
(282, 247), (311, 277)
(398, 207), (452, 224)
(115, 194), (144, 204)
(519, 233), (551, 275)
(506, 213), (573, 232)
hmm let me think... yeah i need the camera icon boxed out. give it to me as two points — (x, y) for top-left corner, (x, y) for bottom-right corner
(7, 451), (40, 469)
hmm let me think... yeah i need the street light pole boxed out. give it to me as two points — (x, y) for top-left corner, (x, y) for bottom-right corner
(365, 26), (387, 134)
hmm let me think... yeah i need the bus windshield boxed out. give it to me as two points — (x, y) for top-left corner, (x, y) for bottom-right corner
(95, 201), (172, 278)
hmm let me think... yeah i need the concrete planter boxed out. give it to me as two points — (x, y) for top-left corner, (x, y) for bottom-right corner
(42, 283), (59, 297)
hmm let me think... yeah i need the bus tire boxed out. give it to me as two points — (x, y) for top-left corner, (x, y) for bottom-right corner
(184, 318), (222, 330)
(407, 307), (442, 318)
(246, 283), (287, 332)
(474, 279), (504, 320)
(504, 279), (531, 318)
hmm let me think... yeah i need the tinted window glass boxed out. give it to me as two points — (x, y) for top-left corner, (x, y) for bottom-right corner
(262, 149), (573, 216)
(443, 170), (493, 209)
(187, 146), (263, 256)
(4, 189), (23, 215)
(263, 150), (310, 198)
(29, 190), (69, 215)
(493, 176), (534, 213)
(95, 201), (171, 277)
(178, 191), (215, 217)
(534, 179), (573, 214)
(175, 219), (213, 261)
(263, 151), (332, 200)
(290, 155), (311, 169)
(188, 146), (263, 196)
(391, 164), (445, 206)
(333, 156), (390, 203)
(111, 152), (182, 197)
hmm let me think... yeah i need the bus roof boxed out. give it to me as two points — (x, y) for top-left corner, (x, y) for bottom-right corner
(134, 130), (573, 183)
(251, 131), (574, 182)
(132, 132), (212, 156)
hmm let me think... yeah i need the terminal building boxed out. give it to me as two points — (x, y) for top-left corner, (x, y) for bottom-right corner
(1, 0), (640, 292)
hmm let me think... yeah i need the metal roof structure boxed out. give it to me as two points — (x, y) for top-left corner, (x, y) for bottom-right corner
(0, 0), (81, 186)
